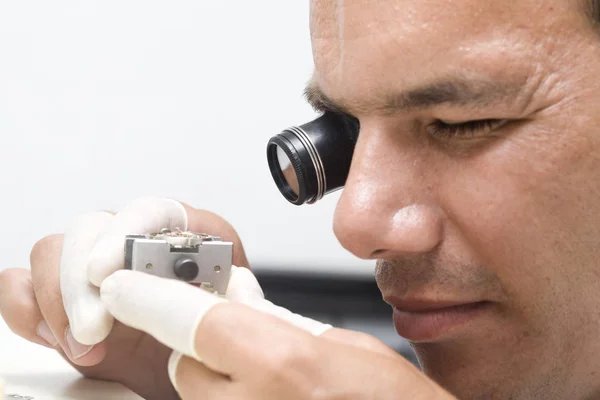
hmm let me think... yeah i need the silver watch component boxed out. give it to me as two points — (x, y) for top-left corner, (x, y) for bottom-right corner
(124, 229), (233, 294)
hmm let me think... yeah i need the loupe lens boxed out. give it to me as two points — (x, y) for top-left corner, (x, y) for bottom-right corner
(267, 138), (304, 203)
(276, 146), (300, 197)
(267, 112), (359, 205)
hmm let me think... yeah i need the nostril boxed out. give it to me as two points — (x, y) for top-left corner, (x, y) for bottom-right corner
(371, 249), (386, 257)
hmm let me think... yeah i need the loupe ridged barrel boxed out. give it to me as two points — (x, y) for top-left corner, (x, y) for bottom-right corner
(267, 112), (359, 205)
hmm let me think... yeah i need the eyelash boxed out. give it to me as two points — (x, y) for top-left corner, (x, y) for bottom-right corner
(312, 99), (507, 140)
(426, 119), (508, 139)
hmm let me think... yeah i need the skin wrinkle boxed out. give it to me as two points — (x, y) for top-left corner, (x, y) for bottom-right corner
(312, 0), (600, 398)
(307, 75), (527, 115)
(308, 34), (564, 120)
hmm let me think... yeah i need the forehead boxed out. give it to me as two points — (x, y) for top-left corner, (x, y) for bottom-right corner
(309, 0), (590, 107)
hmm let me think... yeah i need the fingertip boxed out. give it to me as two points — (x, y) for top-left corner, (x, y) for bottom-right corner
(226, 265), (265, 303)
(70, 301), (114, 346)
(34, 319), (59, 347)
(62, 331), (108, 367)
(99, 269), (131, 303)
(87, 234), (125, 287)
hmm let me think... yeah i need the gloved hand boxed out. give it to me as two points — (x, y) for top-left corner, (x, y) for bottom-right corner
(100, 266), (455, 400)
(0, 196), (335, 400)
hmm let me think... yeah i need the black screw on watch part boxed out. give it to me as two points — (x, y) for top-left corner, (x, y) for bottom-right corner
(173, 258), (199, 281)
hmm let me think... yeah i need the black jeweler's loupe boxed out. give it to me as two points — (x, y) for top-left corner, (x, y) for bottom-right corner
(267, 112), (359, 205)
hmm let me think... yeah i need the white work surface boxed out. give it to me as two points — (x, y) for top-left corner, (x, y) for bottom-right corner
(0, 319), (141, 400)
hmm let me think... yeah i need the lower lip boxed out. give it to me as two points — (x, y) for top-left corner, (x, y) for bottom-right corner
(393, 302), (490, 342)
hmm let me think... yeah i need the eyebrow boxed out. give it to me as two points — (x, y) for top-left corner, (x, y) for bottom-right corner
(304, 76), (522, 116)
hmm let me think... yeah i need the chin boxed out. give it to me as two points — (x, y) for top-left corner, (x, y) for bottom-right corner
(412, 341), (565, 400)
(418, 362), (511, 400)
(411, 343), (485, 398)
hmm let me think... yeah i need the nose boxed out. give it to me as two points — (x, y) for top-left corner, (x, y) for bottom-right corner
(333, 122), (444, 260)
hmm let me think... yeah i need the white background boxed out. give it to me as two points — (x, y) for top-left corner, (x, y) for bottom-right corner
(0, 1), (375, 277)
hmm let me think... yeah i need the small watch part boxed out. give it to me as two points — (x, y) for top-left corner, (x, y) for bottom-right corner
(124, 229), (233, 294)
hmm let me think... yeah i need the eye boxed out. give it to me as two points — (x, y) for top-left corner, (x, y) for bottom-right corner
(426, 119), (508, 139)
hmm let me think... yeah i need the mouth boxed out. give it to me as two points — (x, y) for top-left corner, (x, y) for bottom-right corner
(387, 297), (492, 342)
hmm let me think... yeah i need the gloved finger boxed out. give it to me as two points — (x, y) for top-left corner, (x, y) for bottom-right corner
(169, 352), (229, 399)
(226, 265), (332, 336)
(225, 265), (265, 302)
(0, 268), (57, 348)
(31, 233), (108, 366)
(60, 211), (114, 346)
(100, 270), (227, 363)
(100, 269), (321, 377)
(87, 197), (188, 287)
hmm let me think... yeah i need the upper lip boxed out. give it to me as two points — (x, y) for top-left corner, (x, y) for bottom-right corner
(384, 295), (484, 313)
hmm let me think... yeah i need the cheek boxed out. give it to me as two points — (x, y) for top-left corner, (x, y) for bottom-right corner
(440, 117), (600, 307)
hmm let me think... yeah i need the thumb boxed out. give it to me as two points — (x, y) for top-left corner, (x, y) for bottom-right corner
(225, 266), (332, 336)
(60, 211), (115, 345)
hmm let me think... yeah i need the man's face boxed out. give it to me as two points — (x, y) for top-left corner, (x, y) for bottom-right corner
(310, 0), (600, 398)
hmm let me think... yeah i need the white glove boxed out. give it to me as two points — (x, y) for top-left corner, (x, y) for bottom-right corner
(60, 196), (331, 348)
(99, 266), (333, 391)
